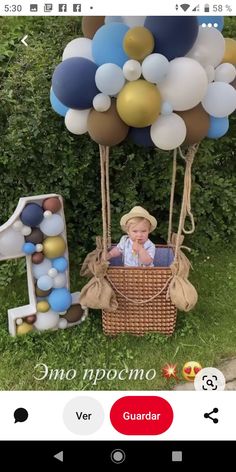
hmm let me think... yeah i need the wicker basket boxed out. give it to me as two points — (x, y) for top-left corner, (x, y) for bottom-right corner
(102, 245), (177, 336)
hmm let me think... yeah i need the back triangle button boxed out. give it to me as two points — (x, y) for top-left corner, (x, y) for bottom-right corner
(54, 451), (63, 462)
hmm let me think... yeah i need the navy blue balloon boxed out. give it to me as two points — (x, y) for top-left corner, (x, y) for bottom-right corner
(20, 203), (44, 226)
(129, 126), (154, 148)
(52, 57), (99, 109)
(144, 16), (199, 60)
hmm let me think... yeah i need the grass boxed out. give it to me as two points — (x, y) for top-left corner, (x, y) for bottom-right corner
(0, 242), (235, 391)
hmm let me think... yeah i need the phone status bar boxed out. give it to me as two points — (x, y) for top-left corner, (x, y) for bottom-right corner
(0, 1), (235, 16)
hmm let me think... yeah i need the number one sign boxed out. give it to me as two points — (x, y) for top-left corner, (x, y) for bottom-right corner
(0, 194), (87, 336)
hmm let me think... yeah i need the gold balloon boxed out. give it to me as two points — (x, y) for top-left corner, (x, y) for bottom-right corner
(43, 236), (66, 259)
(123, 26), (154, 61)
(37, 301), (50, 313)
(117, 80), (161, 127)
(16, 322), (33, 335)
(222, 38), (236, 65)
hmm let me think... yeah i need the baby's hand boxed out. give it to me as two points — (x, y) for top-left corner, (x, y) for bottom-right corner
(132, 240), (143, 253)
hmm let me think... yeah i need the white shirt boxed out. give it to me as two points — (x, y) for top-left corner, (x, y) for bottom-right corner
(117, 235), (156, 267)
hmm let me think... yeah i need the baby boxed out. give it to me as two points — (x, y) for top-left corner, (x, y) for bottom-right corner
(107, 206), (157, 267)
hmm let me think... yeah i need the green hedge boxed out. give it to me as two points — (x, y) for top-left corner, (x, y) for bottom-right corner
(0, 16), (236, 261)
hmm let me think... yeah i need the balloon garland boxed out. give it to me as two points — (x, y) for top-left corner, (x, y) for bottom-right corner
(51, 16), (236, 150)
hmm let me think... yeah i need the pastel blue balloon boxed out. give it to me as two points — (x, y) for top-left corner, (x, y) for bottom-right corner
(161, 102), (173, 116)
(197, 16), (224, 32)
(105, 16), (123, 24)
(52, 257), (68, 272)
(37, 275), (53, 291)
(48, 288), (72, 312)
(23, 242), (36, 255)
(50, 89), (69, 117)
(95, 63), (125, 96)
(92, 22), (129, 67)
(32, 259), (52, 279)
(207, 116), (229, 139)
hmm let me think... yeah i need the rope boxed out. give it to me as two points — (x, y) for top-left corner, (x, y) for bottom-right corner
(168, 148), (177, 244)
(106, 274), (173, 305)
(99, 145), (108, 259)
(174, 144), (199, 260)
(105, 146), (111, 248)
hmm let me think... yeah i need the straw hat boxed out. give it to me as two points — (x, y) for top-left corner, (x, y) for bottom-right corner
(120, 206), (157, 232)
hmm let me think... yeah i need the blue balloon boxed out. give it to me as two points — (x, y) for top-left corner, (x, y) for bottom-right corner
(48, 288), (72, 312)
(20, 203), (44, 226)
(52, 257), (68, 272)
(92, 22), (129, 67)
(197, 16), (224, 32)
(52, 57), (99, 109)
(207, 116), (229, 139)
(50, 89), (69, 117)
(129, 126), (154, 148)
(23, 242), (36, 255)
(144, 16), (199, 60)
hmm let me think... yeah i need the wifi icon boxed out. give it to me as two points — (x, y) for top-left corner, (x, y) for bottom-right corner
(180, 3), (190, 11)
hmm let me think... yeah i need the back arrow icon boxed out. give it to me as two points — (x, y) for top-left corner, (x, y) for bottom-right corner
(54, 451), (63, 462)
(21, 35), (28, 47)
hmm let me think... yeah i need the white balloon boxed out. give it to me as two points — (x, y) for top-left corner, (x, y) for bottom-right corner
(142, 54), (170, 84)
(151, 114), (186, 150)
(62, 38), (93, 61)
(16, 318), (23, 326)
(65, 108), (90, 135)
(21, 225), (32, 236)
(40, 214), (64, 237)
(53, 273), (67, 288)
(0, 227), (24, 257)
(204, 65), (215, 83)
(215, 63), (236, 84)
(36, 243), (43, 253)
(122, 16), (146, 27)
(187, 26), (225, 67)
(34, 310), (59, 331)
(93, 93), (111, 112)
(58, 318), (68, 329)
(48, 268), (58, 278)
(123, 60), (142, 81)
(95, 63), (125, 96)
(32, 258), (52, 279)
(37, 275), (53, 291)
(44, 210), (52, 218)
(202, 82), (236, 117)
(159, 58), (208, 111)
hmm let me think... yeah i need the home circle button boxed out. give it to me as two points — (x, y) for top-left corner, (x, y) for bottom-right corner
(110, 396), (173, 435)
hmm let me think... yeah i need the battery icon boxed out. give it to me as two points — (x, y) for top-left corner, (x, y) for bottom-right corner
(204, 3), (210, 12)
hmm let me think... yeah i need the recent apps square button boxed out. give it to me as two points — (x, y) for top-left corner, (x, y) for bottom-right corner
(110, 396), (173, 435)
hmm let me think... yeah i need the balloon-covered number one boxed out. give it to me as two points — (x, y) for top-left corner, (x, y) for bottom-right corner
(0, 194), (87, 336)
